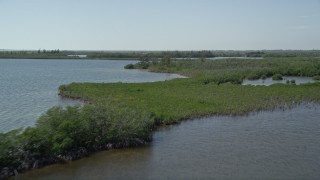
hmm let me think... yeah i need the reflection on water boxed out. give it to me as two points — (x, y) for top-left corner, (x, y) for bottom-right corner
(242, 76), (315, 86)
(18, 103), (320, 179)
(0, 59), (183, 132)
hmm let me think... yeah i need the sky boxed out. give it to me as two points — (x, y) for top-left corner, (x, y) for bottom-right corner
(0, 0), (320, 50)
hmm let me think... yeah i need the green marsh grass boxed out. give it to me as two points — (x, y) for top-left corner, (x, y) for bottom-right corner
(2, 57), (320, 176)
(60, 57), (320, 124)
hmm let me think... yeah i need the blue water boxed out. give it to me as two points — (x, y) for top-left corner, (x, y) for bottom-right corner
(0, 59), (183, 132)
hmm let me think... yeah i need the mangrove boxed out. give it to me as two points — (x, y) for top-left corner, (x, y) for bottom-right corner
(1, 57), (320, 179)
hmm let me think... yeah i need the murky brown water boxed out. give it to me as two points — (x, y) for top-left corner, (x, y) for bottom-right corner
(15, 103), (320, 180)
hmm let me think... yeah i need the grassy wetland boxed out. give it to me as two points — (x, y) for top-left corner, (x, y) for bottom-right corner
(1, 56), (320, 178)
(61, 57), (320, 124)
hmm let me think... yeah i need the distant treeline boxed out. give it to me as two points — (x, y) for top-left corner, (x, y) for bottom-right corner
(0, 49), (77, 59)
(262, 50), (320, 57)
(83, 50), (320, 59)
(1, 50), (320, 59)
(1, 56), (320, 178)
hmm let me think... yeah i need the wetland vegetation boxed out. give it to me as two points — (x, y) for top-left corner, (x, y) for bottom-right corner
(62, 57), (320, 124)
(1, 53), (320, 179)
(1, 50), (320, 60)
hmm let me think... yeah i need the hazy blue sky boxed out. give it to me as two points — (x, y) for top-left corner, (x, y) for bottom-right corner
(1, 0), (319, 50)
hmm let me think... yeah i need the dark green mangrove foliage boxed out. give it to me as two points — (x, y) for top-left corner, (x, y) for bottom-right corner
(272, 74), (283, 80)
(0, 129), (23, 169)
(313, 75), (320, 81)
(2, 57), (320, 176)
(34, 104), (152, 153)
(124, 64), (135, 69)
(0, 104), (153, 170)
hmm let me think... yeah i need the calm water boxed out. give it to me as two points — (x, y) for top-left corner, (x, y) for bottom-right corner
(18, 103), (320, 179)
(3, 59), (320, 179)
(0, 59), (183, 132)
(175, 57), (263, 60)
(242, 76), (316, 86)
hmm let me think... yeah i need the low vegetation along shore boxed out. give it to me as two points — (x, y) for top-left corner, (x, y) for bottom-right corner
(1, 50), (320, 60)
(1, 57), (320, 179)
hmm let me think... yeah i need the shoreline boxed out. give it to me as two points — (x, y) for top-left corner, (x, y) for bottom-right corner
(0, 139), (150, 179)
(0, 57), (139, 61)
(2, 58), (320, 179)
(2, 98), (319, 179)
(2, 86), (320, 179)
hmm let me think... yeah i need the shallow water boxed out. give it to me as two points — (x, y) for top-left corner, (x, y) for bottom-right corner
(174, 57), (263, 61)
(242, 76), (316, 86)
(18, 103), (320, 179)
(0, 59), (183, 132)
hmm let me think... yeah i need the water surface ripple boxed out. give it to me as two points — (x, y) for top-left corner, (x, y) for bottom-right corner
(18, 103), (320, 179)
(0, 59), (182, 132)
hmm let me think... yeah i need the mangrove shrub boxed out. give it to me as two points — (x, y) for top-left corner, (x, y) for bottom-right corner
(272, 74), (283, 80)
(0, 104), (154, 170)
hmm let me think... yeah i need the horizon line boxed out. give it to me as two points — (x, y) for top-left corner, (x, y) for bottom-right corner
(1, 49), (320, 52)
